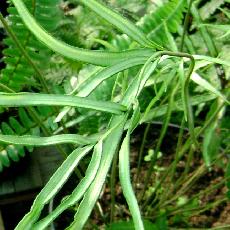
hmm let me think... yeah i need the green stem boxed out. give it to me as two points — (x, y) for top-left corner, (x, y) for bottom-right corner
(180, 0), (193, 52)
(159, 51), (197, 148)
(147, 118), (185, 208)
(162, 163), (207, 207)
(171, 118), (186, 181)
(110, 150), (119, 223)
(141, 81), (179, 204)
(135, 123), (150, 184)
(182, 146), (194, 176)
(173, 197), (227, 217)
(135, 50), (196, 202)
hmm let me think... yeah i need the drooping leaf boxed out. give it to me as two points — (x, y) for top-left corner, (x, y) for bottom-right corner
(12, 0), (154, 66)
(33, 141), (103, 230)
(15, 146), (93, 230)
(119, 134), (144, 230)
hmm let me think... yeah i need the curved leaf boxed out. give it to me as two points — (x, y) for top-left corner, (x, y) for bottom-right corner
(33, 141), (103, 230)
(15, 146), (93, 230)
(12, 0), (154, 67)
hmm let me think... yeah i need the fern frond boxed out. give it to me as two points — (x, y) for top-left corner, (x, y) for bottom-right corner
(0, 0), (61, 91)
(0, 107), (58, 172)
(137, 0), (187, 47)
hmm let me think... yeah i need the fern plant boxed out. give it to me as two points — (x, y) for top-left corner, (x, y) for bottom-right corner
(0, 0), (66, 171)
(0, 0), (61, 92)
(0, 0), (229, 229)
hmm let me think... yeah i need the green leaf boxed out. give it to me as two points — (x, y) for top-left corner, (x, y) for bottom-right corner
(6, 145), (20, 162)
(18, 108), (34, 128)
(1, 122), (15, 135)
(15, 146), (93, 230)
(9, 117), (26, 134)
(55, 57), (148, 122)
(119, 133), (144, 230)
(0, 149), (10, 167)
(155, 213), (168, 230)
(199, 24), (230, 32)
(129, 100), (141, 133)
(67, 115), (127, 229)
(202, 101), (221, 167)
(164, 22), (178, 52)
(141, 80), (168, 123)
(0, 93), (127, 115)
(203, 123), (220, 167)
(0, 134), (97, 146)
(122, 56), (159, 107)
(12, 0), (154, 66)
(193, 55), (230, 67)
(33, 141), (103, 230)
(78, 0), (161, 49)
(75, 57), (148, 97)
(191, 72), (229, 104)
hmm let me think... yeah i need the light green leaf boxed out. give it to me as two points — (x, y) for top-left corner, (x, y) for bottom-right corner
(199, 24), (230, 32)
(164, 22), (178, 52)
(67, 115), (127, 229)
(193, 55), (230, 67)
(56, 57), (148, 122)
(0, 134), (97, 146)
(33, 141), (103, 230)
(199, 24), (230, 39)
(203, 122), (220, 167)
(191, 72), (229, 103)
(0, 93), (127, 114)
(129, 100), (141, 133)
(15, 146), (93, 230)
(119, 134), (144, 230)
(75, 57), (148, 97)
(12, 0), (154, 66)
(202, 101), (222, 167)
(141, 80), (167, 123)
(122, 56), (159, 107)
